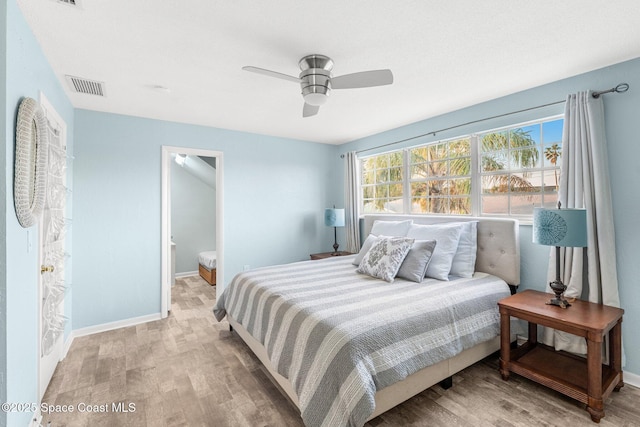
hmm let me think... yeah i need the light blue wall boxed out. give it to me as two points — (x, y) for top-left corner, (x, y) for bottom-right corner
(339, 57), (640, 377)
(171, 158), (216, 274)
(72, 110), (338, 329)
(0, 2), (8, 425)
(4, 1), (74, 426)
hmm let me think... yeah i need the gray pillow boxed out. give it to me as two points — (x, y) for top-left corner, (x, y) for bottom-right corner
(406, 223), (464, 281)
(357, 237), (414, 282)
(396, 240), (438, 283)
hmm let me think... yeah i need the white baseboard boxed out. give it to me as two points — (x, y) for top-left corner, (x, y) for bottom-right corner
(72, 313), (162, 338)
(625, 370), (640, 388)
(175, 271), (198, 278)
(62, 332), (74, 359)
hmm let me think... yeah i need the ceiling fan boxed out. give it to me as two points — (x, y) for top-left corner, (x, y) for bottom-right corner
(242, 54), (393, 117)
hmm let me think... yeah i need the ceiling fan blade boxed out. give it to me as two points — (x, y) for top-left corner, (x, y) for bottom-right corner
(331, 69), (393, 89)
(242, 66), (299, 83)
(303, 103), (319, 118)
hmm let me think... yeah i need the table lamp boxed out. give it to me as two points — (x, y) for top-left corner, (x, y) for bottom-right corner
(532, 203), (587, 308)
(324, 207), (345, 254)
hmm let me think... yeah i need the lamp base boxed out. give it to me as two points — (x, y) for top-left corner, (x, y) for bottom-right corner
(546, 279), (571, 309)
(332, 225), (340, 254)
(545, 297), (571, 308)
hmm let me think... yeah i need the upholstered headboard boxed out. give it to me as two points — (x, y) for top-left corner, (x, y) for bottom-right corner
(362, 215), (520, 286)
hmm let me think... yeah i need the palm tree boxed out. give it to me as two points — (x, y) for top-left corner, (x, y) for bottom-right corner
(480, 129), (539, 193)
(410, 129), (539, 214)
(362, 128), (541, 214)
(410, 139), (473, 214)
(544, 143), (561, 190)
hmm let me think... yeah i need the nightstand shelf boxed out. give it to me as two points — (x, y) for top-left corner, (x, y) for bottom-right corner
(509, 343), (618, 403)
(310, 251), (352, 260)
(498, 290), (624, 423)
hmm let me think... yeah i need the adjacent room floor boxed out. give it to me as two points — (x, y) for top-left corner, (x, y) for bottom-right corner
(42, 277), (640, 426)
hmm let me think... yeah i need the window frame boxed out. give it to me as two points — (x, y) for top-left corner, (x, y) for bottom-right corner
(358, 115), (563, 220)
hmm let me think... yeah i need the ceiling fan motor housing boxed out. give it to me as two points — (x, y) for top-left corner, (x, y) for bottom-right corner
(299, 54), (333, 106)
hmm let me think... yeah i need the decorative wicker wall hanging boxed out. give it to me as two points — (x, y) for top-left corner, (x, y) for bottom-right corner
(14, 97), (49, 228)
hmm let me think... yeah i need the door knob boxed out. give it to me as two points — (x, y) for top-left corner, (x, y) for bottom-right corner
(41, 265), (55, 274)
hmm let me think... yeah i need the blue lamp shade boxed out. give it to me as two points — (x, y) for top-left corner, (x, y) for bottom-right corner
(532, 207), (587, 247)
(324, 208), (345, 227)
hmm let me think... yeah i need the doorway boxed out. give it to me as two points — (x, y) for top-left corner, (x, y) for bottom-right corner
(161, 146), (223, 317)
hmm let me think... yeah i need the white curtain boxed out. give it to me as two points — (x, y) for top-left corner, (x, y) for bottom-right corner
(542, 91), (622, 355)
(344, 151), (361, 253)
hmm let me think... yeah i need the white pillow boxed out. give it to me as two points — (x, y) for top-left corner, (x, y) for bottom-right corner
(370, 220), (413, 237)
(449, 221), (478, 278)
(357, 237), (414, 282)
(406, 223), (464, 280)
(353, 234), (381, 266)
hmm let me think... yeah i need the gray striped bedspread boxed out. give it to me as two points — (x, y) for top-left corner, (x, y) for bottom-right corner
(213, 255), (510, 427)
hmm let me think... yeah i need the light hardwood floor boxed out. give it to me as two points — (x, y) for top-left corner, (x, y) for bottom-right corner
(42, 276), (640, 427)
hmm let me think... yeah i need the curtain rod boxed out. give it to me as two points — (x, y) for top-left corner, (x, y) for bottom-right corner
(346, 82), (629, 157)
(592, 82), (629, 98)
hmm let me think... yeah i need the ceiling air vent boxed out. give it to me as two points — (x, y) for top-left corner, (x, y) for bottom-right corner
(65, 75), (106, 97)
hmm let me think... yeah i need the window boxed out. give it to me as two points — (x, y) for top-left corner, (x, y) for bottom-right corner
(409, 138), (472, 214)
(359, 117), (563, 218)
(479, 120), (562, 215)
(361, 151), (404, 213)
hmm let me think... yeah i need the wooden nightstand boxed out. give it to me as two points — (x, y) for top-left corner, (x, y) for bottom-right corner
(498, 290), (624, 423)
(310, 251), (352, 260)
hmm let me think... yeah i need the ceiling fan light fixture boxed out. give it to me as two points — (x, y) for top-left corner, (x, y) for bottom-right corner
(300, 67), (331, 106)
(303, 92), (328, 106)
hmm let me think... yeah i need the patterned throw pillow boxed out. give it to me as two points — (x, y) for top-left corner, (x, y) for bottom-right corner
(357, 237), (415, 282)
(352, 234), (382, 266)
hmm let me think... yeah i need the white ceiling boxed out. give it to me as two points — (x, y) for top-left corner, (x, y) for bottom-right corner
(17, 0), (640, 144)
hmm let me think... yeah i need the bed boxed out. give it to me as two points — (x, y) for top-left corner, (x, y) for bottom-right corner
(198, 251), (217, 285)
(214, 215), (520, 426)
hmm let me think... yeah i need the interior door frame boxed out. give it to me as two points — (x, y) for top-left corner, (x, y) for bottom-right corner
(161, 146), (224, 317)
